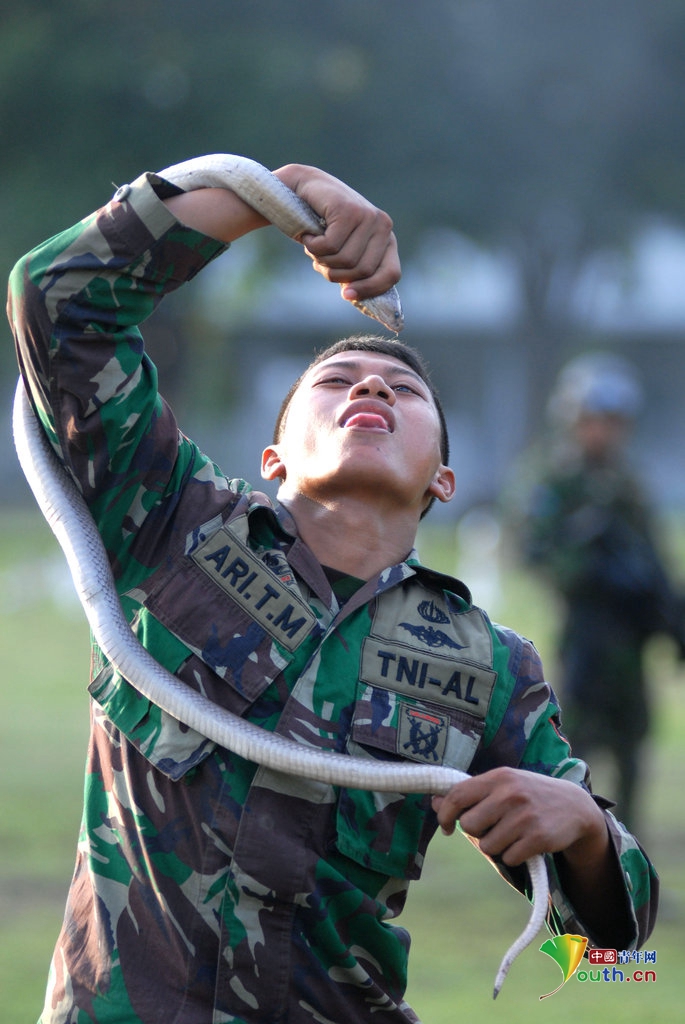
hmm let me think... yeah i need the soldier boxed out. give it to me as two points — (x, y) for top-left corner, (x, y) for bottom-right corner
(9, 160), (657, 1024)
(512, 353), (685, 833)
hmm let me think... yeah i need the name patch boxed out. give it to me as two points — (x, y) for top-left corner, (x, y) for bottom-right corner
(191, 526), (316, 651)
(360, 638), (496, 718)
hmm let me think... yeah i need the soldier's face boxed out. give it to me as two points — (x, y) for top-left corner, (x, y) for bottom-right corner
(574, 412), (631, 460)
(261, 351), (455, 514)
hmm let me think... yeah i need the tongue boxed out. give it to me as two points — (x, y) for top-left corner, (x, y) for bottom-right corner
(344, 413), (389, 430)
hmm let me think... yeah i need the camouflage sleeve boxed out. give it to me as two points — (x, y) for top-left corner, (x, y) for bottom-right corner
(516, 477), (595, 592)
(520, 647), (658, 949)
(481, 629), (658, 950)
(544, 809), (659, 952)
(7, 171), (227, 541)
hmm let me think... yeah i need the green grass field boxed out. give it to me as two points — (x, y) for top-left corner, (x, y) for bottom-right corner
(1, 511), (682, 1022)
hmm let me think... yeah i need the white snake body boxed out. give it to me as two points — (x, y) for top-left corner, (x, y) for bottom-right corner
(12, 154), (548, 999)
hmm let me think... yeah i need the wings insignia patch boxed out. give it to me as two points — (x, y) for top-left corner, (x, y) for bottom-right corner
(398, 621), (466, 650)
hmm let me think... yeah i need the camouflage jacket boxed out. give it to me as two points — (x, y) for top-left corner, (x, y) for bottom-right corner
(8, 171), (658, 1024)
(517, 445), (684, 645)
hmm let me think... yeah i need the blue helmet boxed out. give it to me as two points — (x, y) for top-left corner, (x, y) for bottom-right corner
(549, 352), (643, 424)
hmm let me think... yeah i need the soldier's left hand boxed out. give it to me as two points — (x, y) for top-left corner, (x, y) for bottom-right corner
(431, 766), (607, 867)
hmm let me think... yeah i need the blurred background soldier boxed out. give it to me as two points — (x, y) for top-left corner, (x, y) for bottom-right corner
(509, 352), (685, 834)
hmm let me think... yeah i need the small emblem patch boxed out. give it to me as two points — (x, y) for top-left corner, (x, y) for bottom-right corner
(418, 599), (450, 624)
(398, 620), (465, 650)
(398, 704), (448, 764)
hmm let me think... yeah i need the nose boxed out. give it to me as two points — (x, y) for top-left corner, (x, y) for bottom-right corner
(348, 374), (396, 403)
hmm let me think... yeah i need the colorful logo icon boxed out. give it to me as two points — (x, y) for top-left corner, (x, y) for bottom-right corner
(539, 934), (588, 999)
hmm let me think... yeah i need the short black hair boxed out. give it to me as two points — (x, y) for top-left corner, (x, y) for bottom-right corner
(273, 334), (450, 466)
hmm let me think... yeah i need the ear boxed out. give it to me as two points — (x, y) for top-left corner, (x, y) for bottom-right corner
(426, 464), (456, 505)
(261, 445), (286, 482)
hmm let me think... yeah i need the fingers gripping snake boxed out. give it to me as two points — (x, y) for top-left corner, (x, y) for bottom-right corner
(12, 154), (548, 998)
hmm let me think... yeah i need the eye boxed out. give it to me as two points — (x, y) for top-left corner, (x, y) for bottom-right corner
(315, 375), (351, 387)
(392, 381), (425, 396)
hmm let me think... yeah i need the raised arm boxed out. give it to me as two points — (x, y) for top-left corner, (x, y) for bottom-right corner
(9, 158), (401, 513)
(163, 162), (400, 303)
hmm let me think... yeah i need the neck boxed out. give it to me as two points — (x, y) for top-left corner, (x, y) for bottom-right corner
(279, 492), (420, 579)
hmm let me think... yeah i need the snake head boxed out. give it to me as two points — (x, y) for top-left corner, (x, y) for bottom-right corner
(351, 286), (404, 334)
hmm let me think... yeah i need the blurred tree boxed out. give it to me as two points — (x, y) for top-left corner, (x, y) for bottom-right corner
(3, 0), (685, 429)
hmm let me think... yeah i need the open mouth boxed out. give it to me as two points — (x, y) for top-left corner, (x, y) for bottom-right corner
(340, 402), (395, 432)
(342, 412), (393, 431)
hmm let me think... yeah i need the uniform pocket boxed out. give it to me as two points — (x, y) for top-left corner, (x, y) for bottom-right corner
(334, 683), (484, 879)
(88, 601), (283, 781)
(89, 660), (216, 782)
(141, 549), (295, 701)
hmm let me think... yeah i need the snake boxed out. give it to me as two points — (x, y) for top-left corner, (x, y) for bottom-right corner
(11, 154), (548, 999)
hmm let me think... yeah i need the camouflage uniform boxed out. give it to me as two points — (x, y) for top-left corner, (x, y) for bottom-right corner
(8, 171), (657, 1024)
(516, 442), (684, 830)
